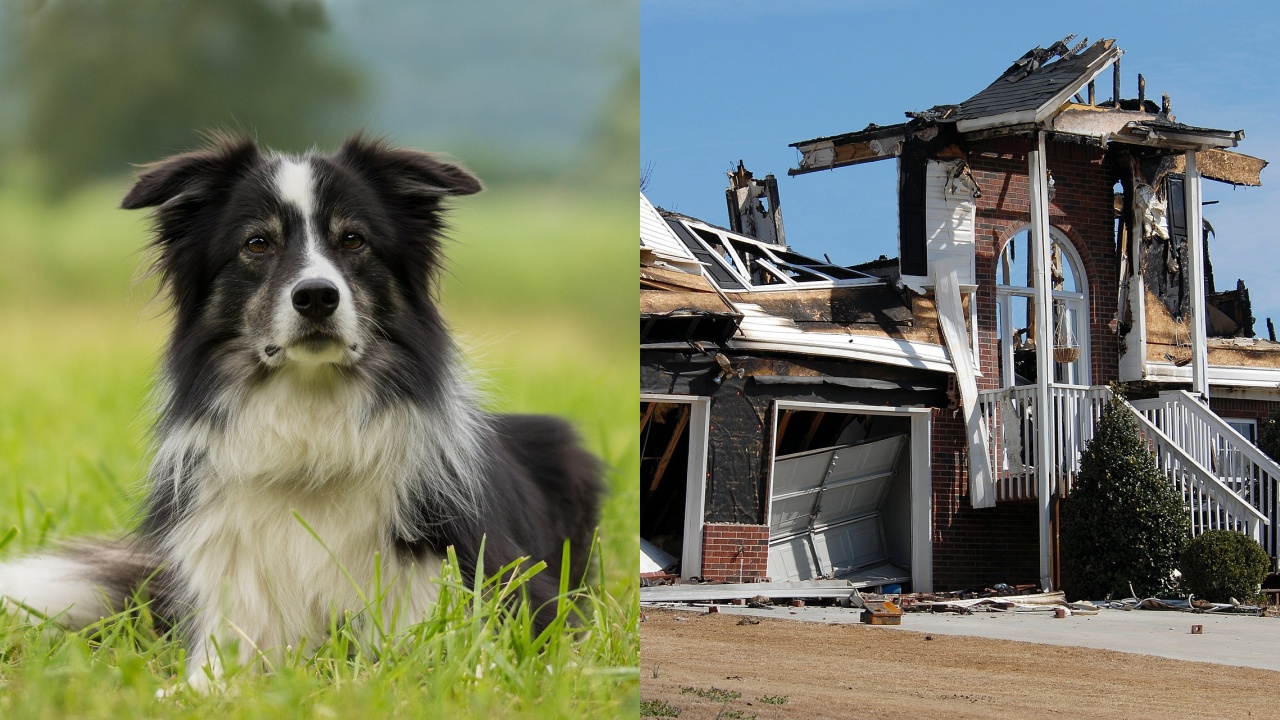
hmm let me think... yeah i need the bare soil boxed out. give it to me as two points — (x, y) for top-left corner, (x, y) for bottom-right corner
(640, 608), (1279, 719)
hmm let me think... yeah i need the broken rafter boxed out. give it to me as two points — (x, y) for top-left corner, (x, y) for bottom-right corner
(799, 411), (826, 451)
(775, 410), (793, 453)
(640, 402), (656, 435)
(1171, 149), (1267, 187)
(648, 405), (690, 493)
(788, 123), (907, 176)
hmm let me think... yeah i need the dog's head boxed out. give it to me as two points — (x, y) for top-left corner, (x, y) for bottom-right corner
(123, 133), (481, 382)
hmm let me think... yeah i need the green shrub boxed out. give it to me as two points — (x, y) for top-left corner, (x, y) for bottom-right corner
(1060, 392), (1190, 600)
(1259, 415), (1280, 464)
(1180, 529), (1270, 603)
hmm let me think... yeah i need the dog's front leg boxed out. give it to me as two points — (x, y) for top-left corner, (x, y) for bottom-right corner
(180, 599), (279, 692)
(184, 635), (227, 693)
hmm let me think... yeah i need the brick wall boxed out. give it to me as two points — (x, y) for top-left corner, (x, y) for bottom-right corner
(1210, 397), (1280, 424)
(700, 523), (769, 582)
(929, 405), (1041, 589)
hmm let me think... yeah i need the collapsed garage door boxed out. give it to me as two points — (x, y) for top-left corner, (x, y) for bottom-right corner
(768, 433), (910, 583)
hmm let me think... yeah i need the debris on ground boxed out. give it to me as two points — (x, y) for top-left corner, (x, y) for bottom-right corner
(1108, 596), (1263, 614)
(862, 599), (903, 625)
(640, 575), (1270, 621)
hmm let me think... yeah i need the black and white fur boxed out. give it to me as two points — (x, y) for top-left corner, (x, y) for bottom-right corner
(0, 134), (601, 688)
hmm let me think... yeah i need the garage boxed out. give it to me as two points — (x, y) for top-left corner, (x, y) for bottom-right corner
(767, 403), (932, 591)
(640, 395), (709, 580)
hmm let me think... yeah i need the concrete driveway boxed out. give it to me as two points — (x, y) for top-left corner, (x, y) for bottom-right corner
(645, 602), (1280, 672)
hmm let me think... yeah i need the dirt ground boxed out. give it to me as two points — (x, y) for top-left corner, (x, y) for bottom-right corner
(640, 608), (1280, 719)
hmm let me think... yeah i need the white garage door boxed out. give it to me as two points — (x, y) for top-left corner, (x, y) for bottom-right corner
(767, 434), (907, 582)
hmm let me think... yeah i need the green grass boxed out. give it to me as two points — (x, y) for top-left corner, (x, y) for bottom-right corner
(639, 698), (682, 717)
(0, 177), (638, 717)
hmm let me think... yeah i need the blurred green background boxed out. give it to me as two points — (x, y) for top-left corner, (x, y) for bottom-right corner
(0, 1), (637, 715)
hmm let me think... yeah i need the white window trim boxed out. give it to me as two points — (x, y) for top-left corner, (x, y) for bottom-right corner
(641, 394), (710, 580)
(1223, 417), (1258, 443)
(995, 226), (1091, 387)
(675, 217), (882, 292)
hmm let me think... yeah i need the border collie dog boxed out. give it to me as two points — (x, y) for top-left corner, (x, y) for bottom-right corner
(0, 135), (601, 688)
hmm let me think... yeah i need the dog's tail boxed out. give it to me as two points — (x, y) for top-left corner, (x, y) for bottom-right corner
(0, 542), (163, 629)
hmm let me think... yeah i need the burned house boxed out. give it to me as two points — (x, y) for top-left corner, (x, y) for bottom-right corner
(641, 36), (1280, 594)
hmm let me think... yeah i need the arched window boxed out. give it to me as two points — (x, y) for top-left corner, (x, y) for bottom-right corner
(995, 227), (1089, 386)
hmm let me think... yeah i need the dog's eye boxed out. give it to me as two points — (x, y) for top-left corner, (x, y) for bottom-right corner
(245, 237), (270, 254)
(341, 233), (366, 250)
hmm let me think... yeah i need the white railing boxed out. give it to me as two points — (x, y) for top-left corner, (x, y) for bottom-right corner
(1122, 398), (1267, 544)
(978, 384), (1036, 500)
(977, 384), (1108, 501)
(1131, 391), (1280, 558)
(977, 384), (1268, 547)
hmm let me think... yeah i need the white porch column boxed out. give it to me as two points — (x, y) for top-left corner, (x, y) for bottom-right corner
(1185, 150), (1209, 400)
(1028, 132), (1055, 590)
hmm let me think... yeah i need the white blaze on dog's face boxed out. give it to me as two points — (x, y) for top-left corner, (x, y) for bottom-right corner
(258, 156), (362, 368)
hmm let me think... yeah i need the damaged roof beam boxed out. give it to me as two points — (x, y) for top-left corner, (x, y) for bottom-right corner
(788, 124), (907, 176)
(1113, 56), (1120, 105)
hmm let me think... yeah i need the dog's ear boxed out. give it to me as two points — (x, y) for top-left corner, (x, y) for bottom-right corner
(122, 135), (262, 210)
(336, 133), (483, 199)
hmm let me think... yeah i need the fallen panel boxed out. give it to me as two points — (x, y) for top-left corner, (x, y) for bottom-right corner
(639, 564), (911, 603)
(641, 537), (678, 575)
(911, 591), (1067, 613)
(838, 562), (911, 588)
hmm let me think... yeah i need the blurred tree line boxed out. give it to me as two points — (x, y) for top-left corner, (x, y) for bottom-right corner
(589, 60), (639, 192)
(0, 0), (638, 198)
(0, 0), (363, 196)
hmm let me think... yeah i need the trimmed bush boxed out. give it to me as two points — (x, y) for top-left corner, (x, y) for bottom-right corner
(1180, 530), (1270, 603)
(1259, 414), (1280, 464)
(1060, 392), (1190, 600)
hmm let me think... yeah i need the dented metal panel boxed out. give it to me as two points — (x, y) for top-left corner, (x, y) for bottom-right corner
(767, 435), (907, 582)
(813, 516), (883, 577)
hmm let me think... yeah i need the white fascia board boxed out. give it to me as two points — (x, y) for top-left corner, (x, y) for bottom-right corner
(1142, 129), (1241, 150)
(1051, 108), (1154, 144)
(1145, 361), (1280, 388)
(955, 109), (1037, 134)
(728, 335), (953, 374)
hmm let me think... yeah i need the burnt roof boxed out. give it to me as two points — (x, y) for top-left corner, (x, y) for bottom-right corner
(949, 38), (1115, 122)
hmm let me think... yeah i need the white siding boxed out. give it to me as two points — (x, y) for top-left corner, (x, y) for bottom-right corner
(640, 193), (700, 271)
(922, 159), (977, 286)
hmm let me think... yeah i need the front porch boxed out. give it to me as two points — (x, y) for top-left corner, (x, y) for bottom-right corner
(976, 384), (1278, 578)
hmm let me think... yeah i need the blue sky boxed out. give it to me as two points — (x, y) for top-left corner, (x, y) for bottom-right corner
(642, 1), (1280, 329)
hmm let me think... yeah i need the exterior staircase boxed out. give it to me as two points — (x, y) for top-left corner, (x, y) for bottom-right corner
(977, 385), (1277, 563)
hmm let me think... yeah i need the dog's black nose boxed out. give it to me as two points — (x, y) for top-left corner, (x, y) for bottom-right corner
(292, 279), (340, 320)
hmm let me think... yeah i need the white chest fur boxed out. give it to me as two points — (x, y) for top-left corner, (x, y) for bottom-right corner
(154, 370), (463, 669)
